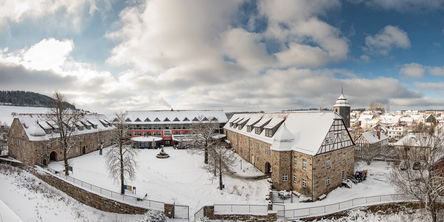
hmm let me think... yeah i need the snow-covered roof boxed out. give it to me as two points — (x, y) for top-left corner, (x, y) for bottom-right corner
(361, 131), (388, 144)
(333, 93), (350, 107)
(131, 136), (163, 142)
(225, 111), (349, 156)
(393, 133), (436, 147)
(124, 110), (227, 125)
(13, 113), (114, 141)
(0, 105), (50, 126)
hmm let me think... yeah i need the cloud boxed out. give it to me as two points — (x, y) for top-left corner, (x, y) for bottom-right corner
(415, 82), (444, 90)
(399, 63), (425, 78)
(349, 0), (444, 12)
(364, 25), (411, 55)
(0, 0), (112, 28)
(428, 65), (444, 76)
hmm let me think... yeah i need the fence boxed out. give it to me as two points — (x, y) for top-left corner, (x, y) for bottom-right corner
(274, 193), (414, 219)
(45, 168), (189, 220)
(214, 204), (269, 215)
(193, 206), (205, 222)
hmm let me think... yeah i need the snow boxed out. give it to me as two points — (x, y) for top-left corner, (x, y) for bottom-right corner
(225, 112), (344, 156)
(131, 136), (163, 142)
(283, 161), (397, 208)
(15, 113), (114, 141)
(309, 208), (430, 222)
(0, 105), (50, 126)
(0, 200), (23, 222)
(0, 164), (144, 222)
(361, 131), (388, 144)
(48, 147), (269, 214)
(125, 110), (228, 124)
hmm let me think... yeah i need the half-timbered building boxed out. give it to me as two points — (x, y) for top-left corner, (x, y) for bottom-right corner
(224, 111), (355, 200)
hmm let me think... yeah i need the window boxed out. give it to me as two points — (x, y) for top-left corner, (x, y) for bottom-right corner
(293, 156), (297, 165)
(293, 175), (297, 183)
(302, 179), (307, 188)
(247, 125), (253, 132)
(325, 159), (331, 168)
(302, 159), (307, 170)
(282, 174), (288, 181)
(265, 129), (273, 137)
(255, 127), (262, 134)
(325, 178), (331, 186)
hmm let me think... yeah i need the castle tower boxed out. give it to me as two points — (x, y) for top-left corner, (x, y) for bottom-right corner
(333, 88), (351, 128)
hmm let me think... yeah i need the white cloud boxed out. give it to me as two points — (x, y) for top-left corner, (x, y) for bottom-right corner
(364, 25), (411, 55)
(355, 0), (444, 12)
(415, 82), (444, 90)
(428, 65), (444, 76)
(399, 63), (425, 78)
(0, 0), (113, 29)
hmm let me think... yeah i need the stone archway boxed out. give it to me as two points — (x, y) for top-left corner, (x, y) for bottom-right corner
(265, 162), (272, 175)
(50, 151), (57, 161)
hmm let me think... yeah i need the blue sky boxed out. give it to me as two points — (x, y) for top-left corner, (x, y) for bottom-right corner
(0, 0), (444, 112)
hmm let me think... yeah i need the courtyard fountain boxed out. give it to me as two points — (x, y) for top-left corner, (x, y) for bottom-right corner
(156, 145), (170, 159)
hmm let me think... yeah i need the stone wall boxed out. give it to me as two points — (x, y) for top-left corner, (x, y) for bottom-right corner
(291, 151), (314, 196)
(203, 206), (277, 222)
(33, 171), (148, 214)
(312, 146), (355, 199)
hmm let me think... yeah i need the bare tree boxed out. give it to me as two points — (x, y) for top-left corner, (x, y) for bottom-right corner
(206, 142), (236, 190)
(106, 112), (137, 194)
(390, 125), (444, 222)
(47, 92), (82, 176)
(0, 122), (8, 155)
(190, 116), (220, 164)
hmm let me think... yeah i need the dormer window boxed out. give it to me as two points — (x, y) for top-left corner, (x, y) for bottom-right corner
(255, 127), (262, 135)
(247, 125), (253, 132)
(144, 118), (151, 122)
(265, 129), (273, 137)
(183, 117), (190, 121)
(230, 122), (234, 127)
(173, 117), (180, 121)
(211, 117), (218, 121)
(154, 118), (160, 122)
(135, 118), (141, 122)
(192, 117), (199, 121)
(125, 118), (131, 122)
(202, 117), (209, 121)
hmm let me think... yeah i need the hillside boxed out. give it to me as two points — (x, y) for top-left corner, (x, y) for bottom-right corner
(0, 91), (75, 109)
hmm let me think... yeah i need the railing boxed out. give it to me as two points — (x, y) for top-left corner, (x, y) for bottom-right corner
(193, 206), (205, 222)
(46, 168), (165, 210)
(274, 194), (414, 219)
(214, 204), (269, 215)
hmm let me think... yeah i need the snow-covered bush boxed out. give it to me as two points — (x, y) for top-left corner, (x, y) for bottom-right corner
(139, 210), (166, 222)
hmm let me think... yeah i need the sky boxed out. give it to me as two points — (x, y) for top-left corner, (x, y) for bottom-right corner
(1, 0), (444, 113)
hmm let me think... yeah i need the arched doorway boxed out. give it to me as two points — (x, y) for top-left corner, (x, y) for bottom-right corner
(50, 151), (57, 161)
(265, 162), (272, 175)
(82, 146), (86, 154)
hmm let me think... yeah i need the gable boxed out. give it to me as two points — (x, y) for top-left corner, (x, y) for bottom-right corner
(317, 119), (354, 154)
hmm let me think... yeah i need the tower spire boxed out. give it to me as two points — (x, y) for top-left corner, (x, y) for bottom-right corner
(341, 85), (344, 95)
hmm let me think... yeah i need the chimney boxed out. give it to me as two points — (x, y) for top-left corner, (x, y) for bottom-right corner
(377, 130), (381, 140)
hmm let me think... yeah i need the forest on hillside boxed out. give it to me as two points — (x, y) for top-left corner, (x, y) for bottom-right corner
(0, 91), (75, 109)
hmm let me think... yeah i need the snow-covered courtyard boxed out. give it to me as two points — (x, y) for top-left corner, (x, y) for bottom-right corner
(48, 147), (270, 214)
